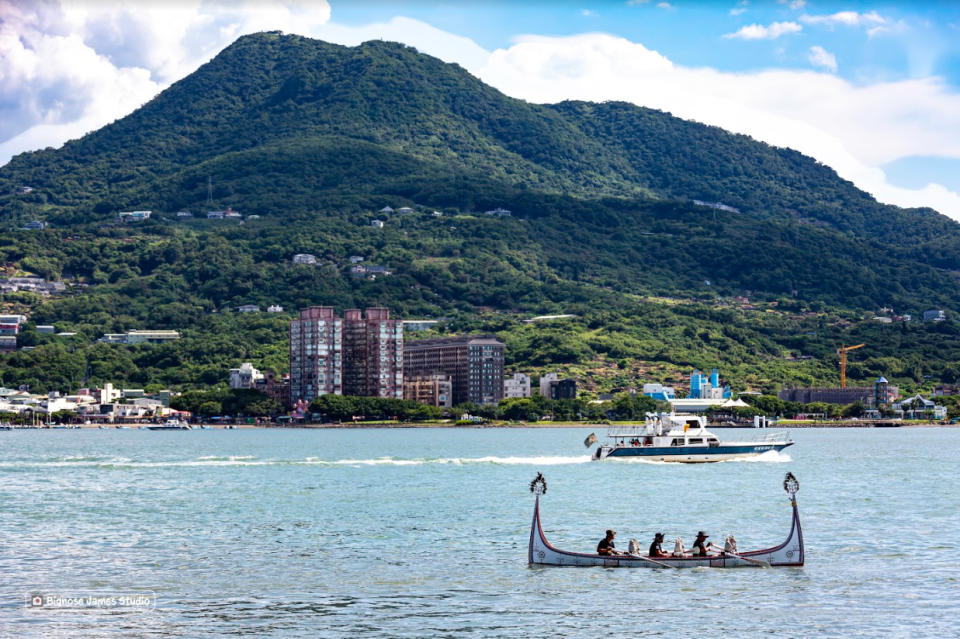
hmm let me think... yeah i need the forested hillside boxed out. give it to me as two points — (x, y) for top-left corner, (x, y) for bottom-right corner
(1, 32), (960, 395)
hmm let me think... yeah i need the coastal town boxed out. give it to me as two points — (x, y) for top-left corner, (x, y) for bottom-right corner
(0, 303), (953, 427)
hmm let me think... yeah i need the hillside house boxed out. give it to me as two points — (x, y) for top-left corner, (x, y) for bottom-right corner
(237, 304), (260, 313)
(349, 264), (392, 279)
(371, 219), (385, 228)
(923, 309), (946, 322)
(292, 254), (318, 265)
(118, 210), (151, 223)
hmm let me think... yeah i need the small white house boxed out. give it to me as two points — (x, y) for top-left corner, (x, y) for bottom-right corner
(292, 254), (318, 265)
(371, 219), (385, 229)
(267, 305), (284, 313)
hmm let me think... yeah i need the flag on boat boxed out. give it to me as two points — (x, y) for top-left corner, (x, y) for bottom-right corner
(584, 433), (597, 447)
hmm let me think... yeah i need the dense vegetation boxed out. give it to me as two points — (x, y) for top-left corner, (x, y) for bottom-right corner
(2, 33), (960, 400)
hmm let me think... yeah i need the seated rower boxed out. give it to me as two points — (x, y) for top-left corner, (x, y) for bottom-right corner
(597, 529), (623, 556)
(691, 531), (717, 556)
(648, 532), (669, 558)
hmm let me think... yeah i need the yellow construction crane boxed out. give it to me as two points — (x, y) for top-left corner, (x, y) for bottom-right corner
(837, 343), (865, 388)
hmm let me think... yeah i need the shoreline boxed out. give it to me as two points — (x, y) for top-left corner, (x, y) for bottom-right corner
(6, 421), (955, 430)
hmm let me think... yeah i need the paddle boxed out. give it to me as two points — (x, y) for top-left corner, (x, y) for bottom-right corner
(626, 553), (680, 569)
(721, 550), (770, 567)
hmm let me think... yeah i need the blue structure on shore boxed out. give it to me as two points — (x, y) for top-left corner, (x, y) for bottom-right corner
(687, 368), (731, 400)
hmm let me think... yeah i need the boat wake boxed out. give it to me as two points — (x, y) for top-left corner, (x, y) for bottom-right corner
(0, 454), (594, 469)
(737, 450), (792, 463)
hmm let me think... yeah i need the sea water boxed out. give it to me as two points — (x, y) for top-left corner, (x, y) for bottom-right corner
(1, 427), (958, 637)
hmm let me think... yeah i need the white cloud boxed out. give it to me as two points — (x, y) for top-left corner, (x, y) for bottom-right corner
(808, 45), (837, 72)
(724, 21), (802, 40)
(800, 11), (886, 28)
(0, 0), (332, 165)
(730, 8), (747, 16)
(656, 2), (673, 9)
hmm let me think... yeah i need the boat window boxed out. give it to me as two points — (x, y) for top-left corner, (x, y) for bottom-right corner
(671, 438), (684, 446)
(687, 438), (703, 445)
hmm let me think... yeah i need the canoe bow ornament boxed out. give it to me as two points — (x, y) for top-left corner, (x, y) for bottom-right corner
(530, 472), (547, 495)
(783, 472), (799, 498)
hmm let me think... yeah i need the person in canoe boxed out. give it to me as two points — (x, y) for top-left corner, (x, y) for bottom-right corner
(597, 530), (624, 555)
(692, 531), (717, 556)
(648, 532), (669, 558)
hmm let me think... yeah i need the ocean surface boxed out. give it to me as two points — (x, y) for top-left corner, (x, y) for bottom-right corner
(1, 426), (958, 638)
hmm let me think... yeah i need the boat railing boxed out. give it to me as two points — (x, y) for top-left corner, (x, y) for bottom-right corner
(605, 424), (650, 438)
(722, 430), (792, 444)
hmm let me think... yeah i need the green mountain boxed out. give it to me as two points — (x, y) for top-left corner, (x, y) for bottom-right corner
(2, 32), (960, 397)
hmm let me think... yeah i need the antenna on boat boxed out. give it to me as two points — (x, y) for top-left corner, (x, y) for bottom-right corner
(530, 473), (547, 495)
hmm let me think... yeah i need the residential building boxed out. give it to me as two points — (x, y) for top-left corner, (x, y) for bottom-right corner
(267, 305), (284, 313)
(0, 314), (27, 325)
(118, 210), (151, 223)
(404, 374), (453, 407)
(0, 336), (16, 351)
(292, 254), (318, 265)
(99, 330), (180, 345)
(378, 206), (394, 215)
(254, 370), (291, 408)
(539, 372), (559, 397)
(36, 325), (55, 334)
(371, 219), (385, 228)
(895, 395), (947, 420)
(237, 304), (260, 313)
(404, 336), (505, 405)
(504, 372), (532, 399)
(207, 211), (225, 219)
(230, 362), (264, 389)
(342, 308), (403, 399)
(126, 330), (180, 344)
(539, 372), (577, 398)
(176, 211), (193, 217)
(397, 206), (414, 214)
(923, 309), (946, 322)
(23, 220), (46, 230)
(349, 264), (392, 279)
(549, 379), (577, 400)
(349, 255), (365, 264)
(289, 306), (342, 403)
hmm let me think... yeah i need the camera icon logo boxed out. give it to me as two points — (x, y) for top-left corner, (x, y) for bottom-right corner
(30, 594), (44, 607)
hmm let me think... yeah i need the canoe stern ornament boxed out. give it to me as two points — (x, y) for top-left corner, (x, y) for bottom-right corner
(530, 472), (547, 495)
(784, 472), (799, 499)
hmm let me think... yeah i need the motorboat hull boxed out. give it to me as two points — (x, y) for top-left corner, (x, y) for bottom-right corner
(597, 441), (793, 463)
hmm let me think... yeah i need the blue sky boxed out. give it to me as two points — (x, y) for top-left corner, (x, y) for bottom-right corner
(2, 0), (960, 218)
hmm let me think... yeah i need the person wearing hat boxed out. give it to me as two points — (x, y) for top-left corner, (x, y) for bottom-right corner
(648, 532), (669, 558)
(692, 531), (716, 557)
(597, 529), (623, 556)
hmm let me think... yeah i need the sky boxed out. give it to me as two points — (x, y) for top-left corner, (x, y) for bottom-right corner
(2, 0), (960, 219)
